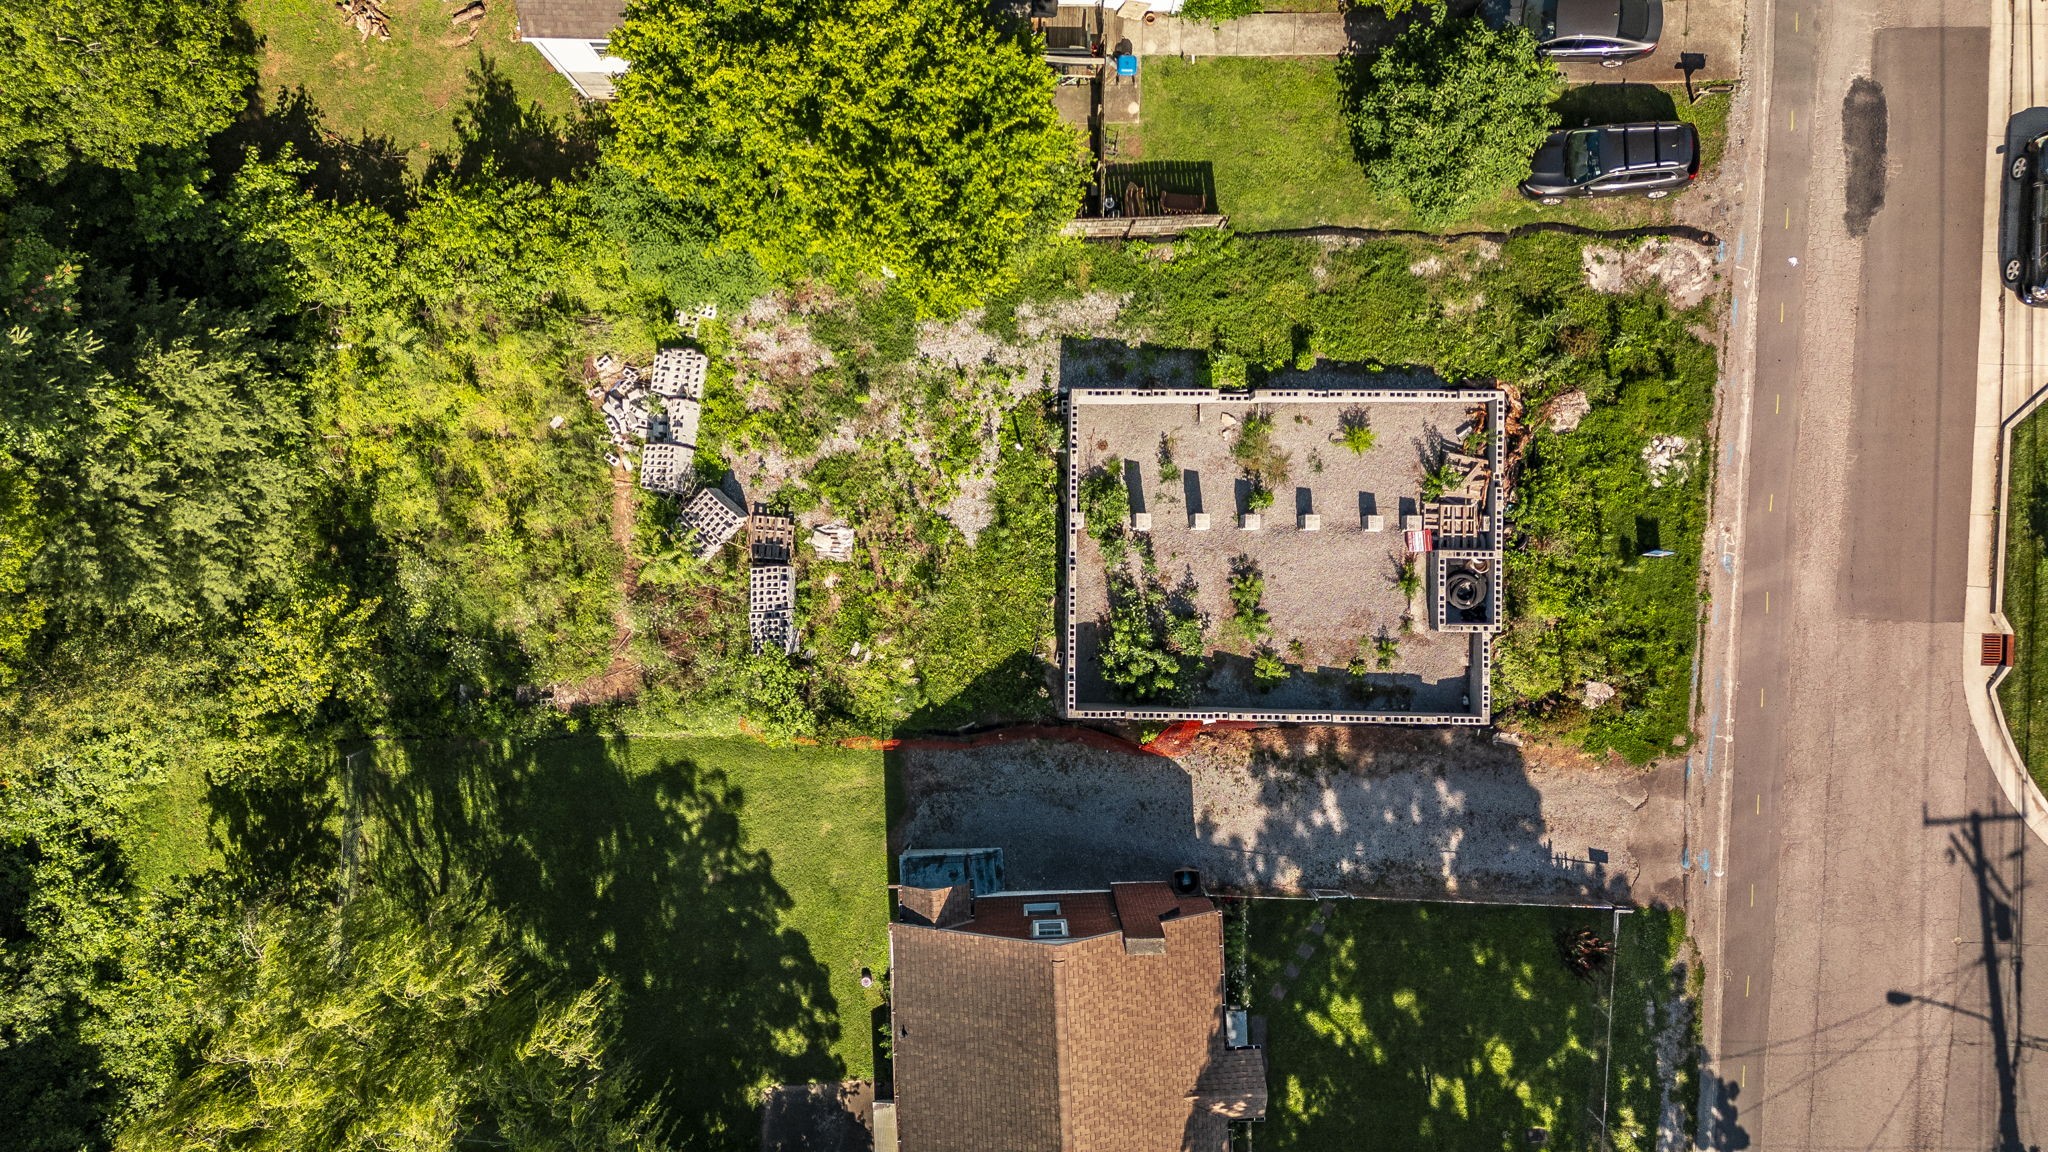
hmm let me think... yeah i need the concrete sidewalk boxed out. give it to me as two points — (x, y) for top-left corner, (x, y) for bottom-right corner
(1129, 13), (1348, 57)
(1964, 6), (2048, 850)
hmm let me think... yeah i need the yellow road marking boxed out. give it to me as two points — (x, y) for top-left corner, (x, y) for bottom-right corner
(1759, 687), (1765, 708)
(1794, 10), (1799, 30)
(1750, 882), (1756, 907)
(1746, 974), (1752, 997)
(1780, 301), (1786, 323)
(1741, 1063), (1747, 1088)
(1785, 206), (1791, 229)
(1775, 393), (1781, 414)
(1756, 792), (1762, 814)
(1768, 493), (1775, 512)
(1791, 108), (1797, 132)
(1765, 590), (1771, 613)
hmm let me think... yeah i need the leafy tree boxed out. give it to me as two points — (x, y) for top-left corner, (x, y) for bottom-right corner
(0, 0), (252, 174)
(608, 0), (1086, 312)
(0, 262), (313, 630)
(398, 173), (585, 326)
(1343, 11), (1559, 225)
(0, 462), (47, 683)
(124, 892), (663, 1152)
(0, 662), (243, 1151)
(223, 590), (380, 733)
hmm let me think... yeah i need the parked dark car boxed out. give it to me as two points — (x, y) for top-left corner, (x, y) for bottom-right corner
(1514, 0), (1662, 66)
(2005, 134), (2048, 304)
(1521, 121), (1699, 203)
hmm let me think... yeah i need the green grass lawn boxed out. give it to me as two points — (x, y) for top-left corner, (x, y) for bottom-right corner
(1127, 58), (1730, 231)
(2001, 408), (2048, 795)
(244, 0), (578, 166)
(1250, 899), (1694, 1152)
(363, 733), (889, 1141)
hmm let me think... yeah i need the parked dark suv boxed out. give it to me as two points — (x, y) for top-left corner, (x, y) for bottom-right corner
(2005, 134), (2048, 304)
(1513, 0), (1663, 66)
(1521, 121), (1699, 203)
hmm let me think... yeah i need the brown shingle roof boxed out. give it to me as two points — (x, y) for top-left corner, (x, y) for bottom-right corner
(515, 0), (626, 39)
(889, 890), (1263, 1152)
(896, 884), (972, 928)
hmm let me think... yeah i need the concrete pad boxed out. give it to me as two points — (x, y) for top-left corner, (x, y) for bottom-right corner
(1558, 0), (1743, 83)
(1131, 13), (1349, 57)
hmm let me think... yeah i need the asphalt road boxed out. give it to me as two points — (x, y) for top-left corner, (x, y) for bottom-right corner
(1702, 0), (2048, 1147)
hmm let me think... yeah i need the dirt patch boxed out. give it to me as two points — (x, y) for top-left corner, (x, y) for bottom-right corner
(1014, 291), (1127, 340)
(916, 310), (1012, 370)
(894, 728), (1684, 903)
(733, 294), (838, 398)
(1580, 239), (1719, 310)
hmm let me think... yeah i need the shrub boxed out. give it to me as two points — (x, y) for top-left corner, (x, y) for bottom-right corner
(1395, 558), (1421, 602)
(1227, 557), (1271, 642)
(1208, 350), (1251, 390)
(1251, 647), (1288, 691)
(1079, 459), (1131, 545)
(1339, 410), (1378, 456)
(1182, 0), (1263, 22)
(1099, 577), (1202, 701)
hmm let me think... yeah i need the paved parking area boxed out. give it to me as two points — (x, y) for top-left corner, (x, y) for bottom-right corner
(1124, 0), (1740, 81)
(1561, 0), (1743, 82)
(893, 727), (1687, 905)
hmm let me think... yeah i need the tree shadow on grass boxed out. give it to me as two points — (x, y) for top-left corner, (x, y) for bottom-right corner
(426, 55), (604, 189)
(1253, 899), (1617, 1151)
(212, 84), (412, 216)
(1553, 83), (1680, 129)
(365, 734), (843, 1146)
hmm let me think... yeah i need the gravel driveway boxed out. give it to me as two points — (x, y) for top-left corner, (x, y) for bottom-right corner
(894, 727), (1685, 905)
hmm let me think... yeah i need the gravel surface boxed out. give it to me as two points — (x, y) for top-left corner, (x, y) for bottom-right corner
(895, 727), (1686, 905)
(1072, 398), (1483, 711)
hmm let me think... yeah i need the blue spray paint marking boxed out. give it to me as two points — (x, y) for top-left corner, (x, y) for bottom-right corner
(1717, 240), (1727, 264)
(1732, 296), (1740, 328)
(1701, 849), (1712, 885)
(1703, 673), (1723, 781)
(1681, 846), (1692, 870)
(1735, 232), (1746, 263)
